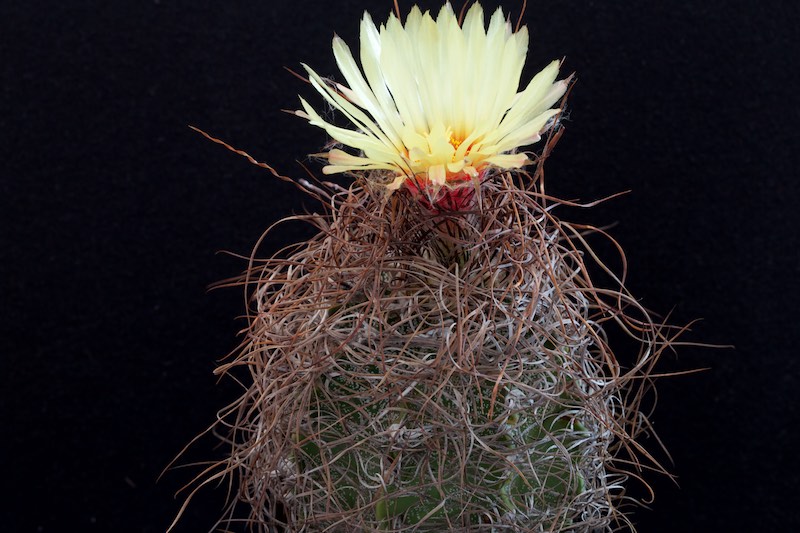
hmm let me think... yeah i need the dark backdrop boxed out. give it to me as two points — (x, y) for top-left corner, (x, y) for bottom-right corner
(2, 0), (798, 531)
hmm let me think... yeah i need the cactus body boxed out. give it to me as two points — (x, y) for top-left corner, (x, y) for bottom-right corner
(215, 174), (660, 532)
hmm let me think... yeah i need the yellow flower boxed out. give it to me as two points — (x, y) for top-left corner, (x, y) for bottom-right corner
(296, 2), (569, 197)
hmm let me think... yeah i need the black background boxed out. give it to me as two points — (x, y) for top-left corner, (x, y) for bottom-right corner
(3, 0), (799, 531)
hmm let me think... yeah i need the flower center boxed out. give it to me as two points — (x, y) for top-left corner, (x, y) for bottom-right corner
(449, 134), (464, 151)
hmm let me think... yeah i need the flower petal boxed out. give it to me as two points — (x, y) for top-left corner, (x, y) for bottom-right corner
(296, 3), (569, 194)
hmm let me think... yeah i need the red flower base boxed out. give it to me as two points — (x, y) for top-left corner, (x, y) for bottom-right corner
(404, 173), (482, 214)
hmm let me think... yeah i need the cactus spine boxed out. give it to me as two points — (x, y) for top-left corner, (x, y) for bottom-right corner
(205, 159), (667, 532)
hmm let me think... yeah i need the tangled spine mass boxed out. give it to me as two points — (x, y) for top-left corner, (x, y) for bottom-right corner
(201, 154), (674, 532)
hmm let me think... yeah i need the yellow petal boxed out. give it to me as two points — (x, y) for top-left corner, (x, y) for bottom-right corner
(428, 164), (446, 186)
(485, 153), (528, 168)
(296, 3), (568, 196)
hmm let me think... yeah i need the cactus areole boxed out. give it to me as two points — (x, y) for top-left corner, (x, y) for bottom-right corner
(177, 3), (678, 532)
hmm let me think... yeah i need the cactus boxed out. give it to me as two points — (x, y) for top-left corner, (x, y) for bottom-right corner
(200, 164), (671, 532)
(176, 3), (681, 532)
